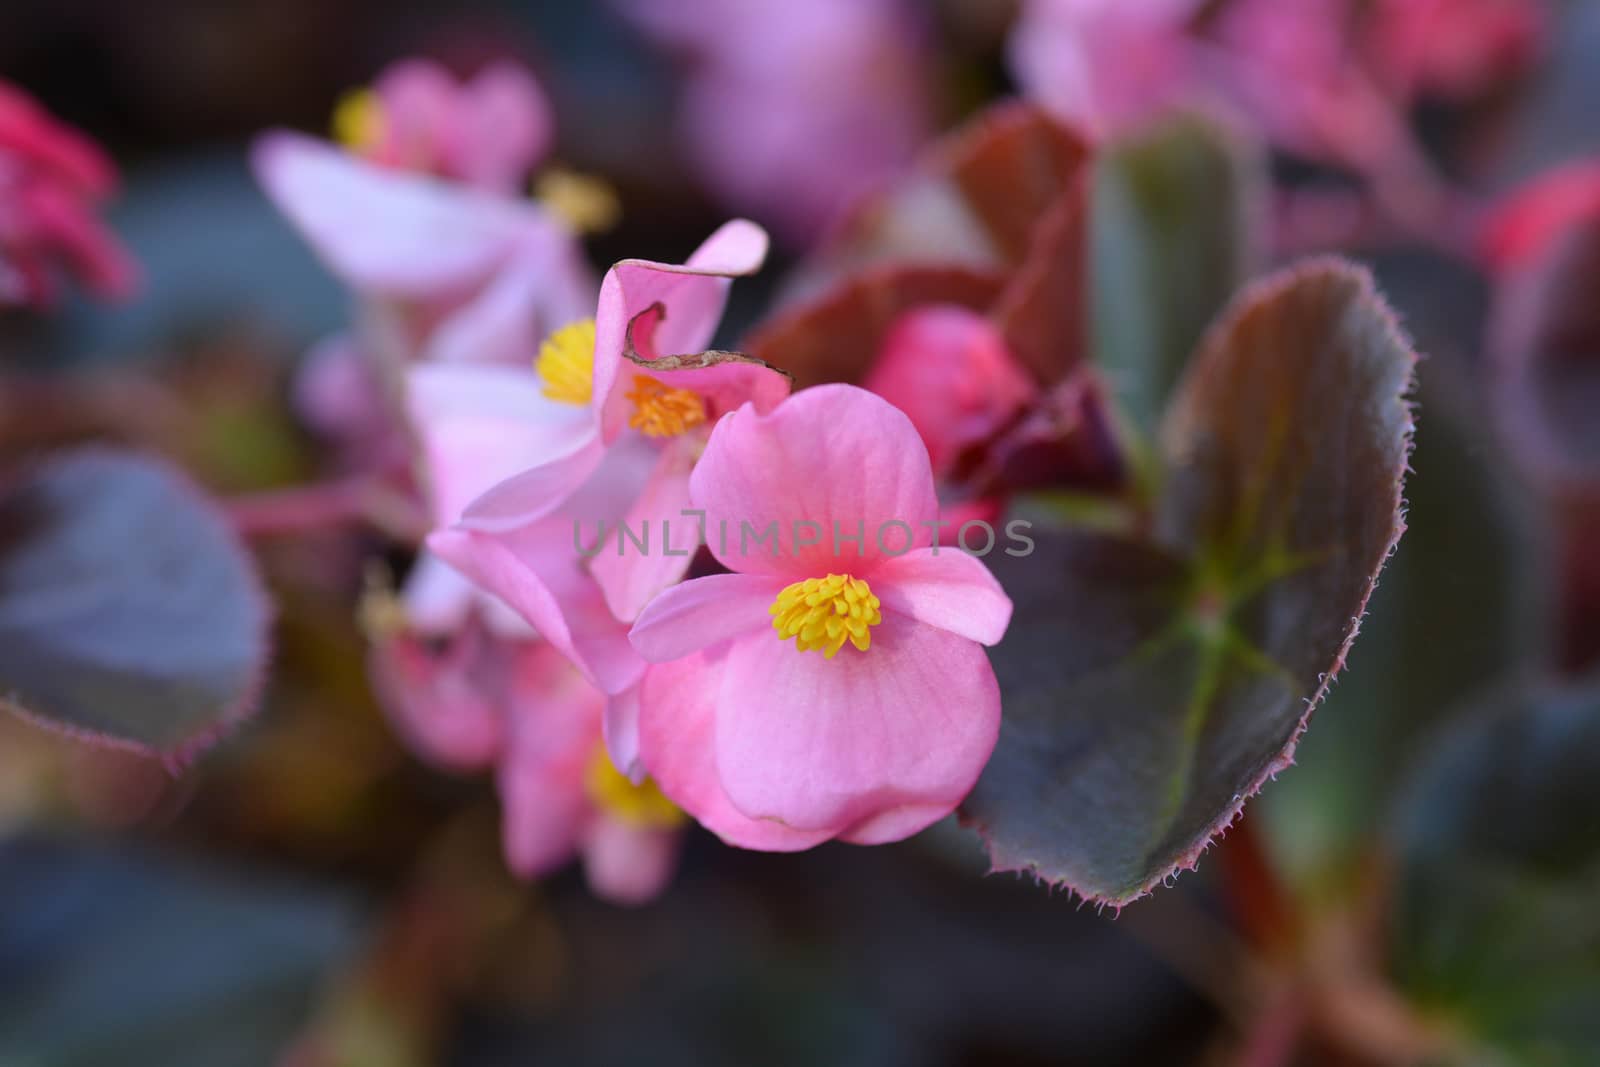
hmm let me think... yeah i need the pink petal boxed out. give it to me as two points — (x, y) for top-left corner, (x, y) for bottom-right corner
(870, 548), (1014, 646)
(689, 383), (940, 577)
(604, 684), (644, 780)
(496, 645), (603, 877)
(425, 235), (597, 366)
(590, 438), (702, 622)
(582, 818), (681, 905)
(368, 623), (506, 772)
(461, 435), (606, 532)
(429, 526), (645, 696)
(639, 649), (835, 851)
(407, 362), (597, 527)
(454, 62), (555, 192)
(863, 306), (1036, 476)
(592, 220), (770, 441)
(629, 572), (787, 662)
(252, 131), (543, 296)
(714, 613), (1000, 836)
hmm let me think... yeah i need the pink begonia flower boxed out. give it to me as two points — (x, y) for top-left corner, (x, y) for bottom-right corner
(332, 58), (553, 195)
(426, 221), (792, 773)
(1479, 161), (1600, 271)
(0, 80), (136, 307)
(372, 621), (681, 904)
(1007, 0), (1206, 140)
(628, 385), (1013, 850)
(862, 305), (1038, 480)
(497, 642), (683, 904)
(1368, 0), (1547, 102)
(254, 131), (592, 365)
(614, 0), (931, 245)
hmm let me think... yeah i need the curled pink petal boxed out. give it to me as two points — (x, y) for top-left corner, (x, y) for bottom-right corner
(590, 437), (701, 622)
(592, 221), (770, 441)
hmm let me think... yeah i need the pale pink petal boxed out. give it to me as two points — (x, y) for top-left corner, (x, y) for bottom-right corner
(870, 548), (1014, 646)
(590, 438), (702, 622)
(399, 550), (478, 635)
(582, 818), (680, 905)
(689, 384), (940, 577)
(430, 526), (646, 695)
(425, 235), (597, 366)
(841, 803), (961, 846)
(461, 435), (605, 532)
(369, 624), (505, 772)
(593, 220), (770, 441)
(639, 649), (835, 851)
(454, 62), (554, 192)
(496, 648), (602, 877)
(252, 131), (541, 295)
(629, 572), (786, 663)
(714, 613), (1000, 836)
(604, 684), (644, 780)
(863, 306), (1036, 475)
(407, 362), (597, 527)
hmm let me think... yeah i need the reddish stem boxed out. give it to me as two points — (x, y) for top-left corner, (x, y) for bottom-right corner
(226, 478), (426, 542)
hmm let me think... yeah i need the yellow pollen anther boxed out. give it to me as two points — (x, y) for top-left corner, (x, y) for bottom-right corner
(626, 376), (707, 438)
(534, 168), (622, 235)
(536, 319), (596, 405)
(769, 574), (883, 659)
(584, 745), (685, 829)
(332, 89), (385, 152)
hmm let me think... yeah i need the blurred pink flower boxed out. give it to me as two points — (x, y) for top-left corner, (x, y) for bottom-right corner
(1479, 160), (1600, 270)
(1007, 0), (1206, 139)
(862, 305), (1037, 479)
(333, 58), (553, 194)
(371, 620), (681, 904)
(628, 385), (1012, 850)
(615, 0), (932, 245)
(0, 80), (136, 307)
(1368, 0), (1547, 102)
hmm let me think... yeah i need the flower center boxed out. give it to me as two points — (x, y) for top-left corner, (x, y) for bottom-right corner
(584, 745), (684, 829)
(626, 375), (707, 437)
(536, 319), (596, 405)
(332, 89), (385, 152)
(770, 574), (882, 659)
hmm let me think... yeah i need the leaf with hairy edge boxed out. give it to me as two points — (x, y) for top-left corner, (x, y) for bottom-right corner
(1388, 686), (1600, 1063)
(0, 450), (270, 760)
(1092, 115), (1263, 437)
(962, 261), (1415, 905)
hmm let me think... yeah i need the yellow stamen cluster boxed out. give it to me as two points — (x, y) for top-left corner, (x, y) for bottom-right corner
(626, 376), (707, 437)
(536, 319), (597, 405)
(332, 89), (385, 152)
(770, 574), (882, 658)
(534, 168), (622, 235)
(584, 746), (685, 829)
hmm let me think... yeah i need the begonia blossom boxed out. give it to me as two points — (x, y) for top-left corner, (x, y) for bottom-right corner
(628, 385), (1013, 849)
(0, 80), (136, 307)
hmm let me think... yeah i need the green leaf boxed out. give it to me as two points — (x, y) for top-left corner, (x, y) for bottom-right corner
(1258, 252), (1548, 890)
(0, 450), (270, 760)
(1091, 115), (1263, 437)
(1388, 685), (1600, 1065)
(963, 262), (1415, 904)
(0, 833), (362, 1067)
